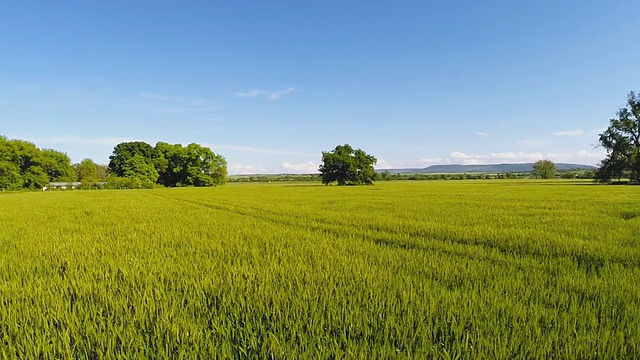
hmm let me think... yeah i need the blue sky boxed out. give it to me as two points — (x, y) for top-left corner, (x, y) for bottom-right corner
(2, 1), (639, 174)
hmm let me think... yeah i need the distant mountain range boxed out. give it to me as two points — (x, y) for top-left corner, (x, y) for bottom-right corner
(376, 163), (597, 174)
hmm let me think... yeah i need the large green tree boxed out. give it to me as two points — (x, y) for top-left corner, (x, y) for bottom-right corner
(108, 141), (156, 177)
(596, 91), (640, 183)
(108, 141), (227, 187)
(40, 149), (76, 182)
(153, 142), (187, 187)
(182, 143), (228, 186)
(532, 160), (556, 179)
(319, 144), (377, 185)
(0, 136), (76, 190)
(122, 154), (160, 184)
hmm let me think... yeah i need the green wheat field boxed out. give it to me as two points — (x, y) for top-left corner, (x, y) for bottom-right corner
(1, 180), (639, 358)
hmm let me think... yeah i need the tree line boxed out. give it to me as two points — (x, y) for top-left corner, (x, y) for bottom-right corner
(230, 168), (594, 183)
(1, 136), (77, 190)
(319, 89), (640, 186)
(0, 137), (227, 190)
(2, 89), (638, 190)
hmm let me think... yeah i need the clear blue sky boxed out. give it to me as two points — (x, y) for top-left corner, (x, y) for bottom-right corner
(2, 1), (639, 173)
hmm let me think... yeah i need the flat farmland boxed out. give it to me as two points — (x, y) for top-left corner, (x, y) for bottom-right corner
(1, 180), (639, 358)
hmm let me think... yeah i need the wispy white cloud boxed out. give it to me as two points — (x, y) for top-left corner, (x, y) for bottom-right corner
(233, 90), (263, 98)
(544, 150), (605, 164)
(281, 161), (318, 173)
(163, 106), (224, 113)
(228, 164), (267, 175)
(418, 157), (445, 166)
(374, 160), (395, 169)
(447, 151), (544, 164)
(210, 144), (313, 156)
(418, 150), (605, 166)
(552, 129), (584, 137)
(475, 131), (490, 136)
(268, 87), (295, 100)
(376, 159), (430, 169)
(233, 87), (297, 101)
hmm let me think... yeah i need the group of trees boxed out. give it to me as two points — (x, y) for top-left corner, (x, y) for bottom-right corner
(2, 90), (637, 190)
(108, 141), (227, 187)
(318, 89), (640, 186)
(0, 136), (75, 190)
(317, 90), (640, 186)
(0, 137), (111, 190)
(316, 147), (564, 185)
(0, 137), (227, 190)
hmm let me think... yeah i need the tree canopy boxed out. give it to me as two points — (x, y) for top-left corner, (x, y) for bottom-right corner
(319, 144), (377, 185)
(108, 141), (156, 178)
(108, 141), (228, 187)
(75, 158), (101, 184)
(532, 160), (556, 179)
(0, 136), (75, 190)
(0, 136), (228, 190)
(595, 91), (640, 183)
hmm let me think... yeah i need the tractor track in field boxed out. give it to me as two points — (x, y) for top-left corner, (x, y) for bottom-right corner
(148, 192), (640, 274)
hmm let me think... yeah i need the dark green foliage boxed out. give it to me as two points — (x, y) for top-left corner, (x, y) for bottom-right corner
(108, 141), (156, 178)
(122, 154), (159, 183)
(532, 160), (556, 179)
(319, 144), (377, 185)
(0, 136), (76, 190)
(153, 141), (183, 186)
(40, 149), (76, 182)
(108, 141), (227, 187)
(0, 161), (22, 189)
(22, 166), (49, 189)
(596, 91), (640, 183)
(0, 136), (227, 190)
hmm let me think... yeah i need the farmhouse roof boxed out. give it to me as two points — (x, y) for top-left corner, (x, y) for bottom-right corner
(49, 182), (82, 186)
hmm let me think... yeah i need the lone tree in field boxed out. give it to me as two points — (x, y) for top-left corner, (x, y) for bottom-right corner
(595, 91), (640, 184)
(319, 144), (377, 185)
(532, 160), (556, 179)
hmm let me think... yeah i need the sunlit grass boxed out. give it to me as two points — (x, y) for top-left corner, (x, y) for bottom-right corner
(0, 180), (638, 358)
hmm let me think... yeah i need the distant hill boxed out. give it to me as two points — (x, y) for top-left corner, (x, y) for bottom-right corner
(376, 163), (596, 174)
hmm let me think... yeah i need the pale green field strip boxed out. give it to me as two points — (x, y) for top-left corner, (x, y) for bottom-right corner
(0, 180), (639, 358)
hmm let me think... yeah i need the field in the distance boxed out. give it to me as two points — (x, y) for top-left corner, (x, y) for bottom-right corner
(1, 180), (639, 358)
